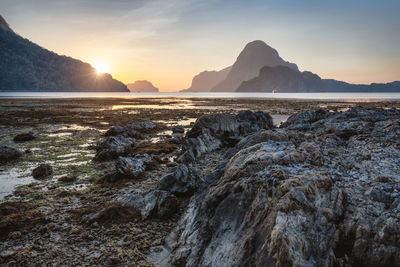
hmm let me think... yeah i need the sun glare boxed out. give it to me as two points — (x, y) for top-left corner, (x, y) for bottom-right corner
(92, 61), (110, 74)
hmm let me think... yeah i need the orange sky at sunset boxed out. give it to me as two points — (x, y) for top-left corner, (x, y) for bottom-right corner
(1, 0), (399, 91)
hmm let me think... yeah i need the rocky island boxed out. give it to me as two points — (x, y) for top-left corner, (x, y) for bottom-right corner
(0, 97), (399, 266)
(127, 81), (159, 93)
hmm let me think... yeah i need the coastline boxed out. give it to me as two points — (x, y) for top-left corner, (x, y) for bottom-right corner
(0, 98), (399, 265)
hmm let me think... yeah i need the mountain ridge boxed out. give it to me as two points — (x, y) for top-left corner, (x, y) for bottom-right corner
(0, 15), (128, 92)
(211, 40), (298, 92)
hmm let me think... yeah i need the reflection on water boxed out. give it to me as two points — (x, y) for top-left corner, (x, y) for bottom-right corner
(0, 168), (35, 200)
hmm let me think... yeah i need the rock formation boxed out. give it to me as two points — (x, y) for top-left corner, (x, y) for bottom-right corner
(182, 66), (231, 92)
(237, 65), (324, 92)
(211, 40), (298, 92)
(0, 15), (128, 92)
(179, 110), (273, 162)
(127, 80), (159, 92)
(168, 107), (400, 266)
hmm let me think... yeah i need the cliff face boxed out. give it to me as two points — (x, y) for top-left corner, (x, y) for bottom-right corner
(182, 66), (231, 92)
(211, 40), (298, 92)
(237, 65), (324, 93)
(236, 65), (400, 93)
(127, 80), (159, 92)
(0, 15), (128, 92)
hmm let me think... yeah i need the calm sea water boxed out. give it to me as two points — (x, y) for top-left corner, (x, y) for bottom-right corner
(0, 92), (400, 100)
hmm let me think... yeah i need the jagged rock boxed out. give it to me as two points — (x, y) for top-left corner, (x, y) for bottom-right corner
(117, 189), (178, 219)
(94, 136), (134, 161)
(104, 121), (156, 138)
(0, 145), (23, 163)
(171, 126), (185, 134)
(13, 132), (35, 142)
(157, 164), (204, 197)
(102, 154), (153, 182)
(31, 164), (53, 179)
(179, 110), (273, 162)
(169, 107), (400, 266)
(281, 109), (329, 129)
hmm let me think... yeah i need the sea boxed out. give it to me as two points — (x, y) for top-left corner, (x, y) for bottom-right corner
(1, 92), (400, 101)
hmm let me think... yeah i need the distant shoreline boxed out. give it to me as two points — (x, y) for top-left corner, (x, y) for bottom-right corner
(1, 92), (400, 102)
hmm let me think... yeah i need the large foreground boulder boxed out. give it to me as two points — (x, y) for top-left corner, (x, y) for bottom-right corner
(179, 110), (273, 162)
(0, 146), (23, 163)
(117, 189), (178, 220)
(94, 136), (135, 161)
(169, 107), (400, 266)
(157, 164), (204, 197)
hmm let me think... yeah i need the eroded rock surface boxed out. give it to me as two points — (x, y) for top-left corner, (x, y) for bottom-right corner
(94, 136), (134, 161)
(179, 110), (273, 162)
(102, 154), (153, 182)
(118, 188), (178, 220)
(157, 164), (204, 197)
(170, 107), (400, 266)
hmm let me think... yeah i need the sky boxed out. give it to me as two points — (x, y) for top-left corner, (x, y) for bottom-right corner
(1, 0), (400, 91)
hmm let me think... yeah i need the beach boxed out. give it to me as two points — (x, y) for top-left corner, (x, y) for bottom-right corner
(1, 97), (400, 266)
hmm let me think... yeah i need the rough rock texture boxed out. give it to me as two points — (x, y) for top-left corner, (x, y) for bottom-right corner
(94, 136), (135, 161)
(0, 145), (23, 163)
(104, 121), (156, 138)
(102, 154), (153, 182)
(13, 132), (35, 142)
(170, 107), (400, 266)
(117, 189), (178, 220)
(157, 164), (204, 197)
(179, 110), (273, 162)
(31, 164), (53, 179)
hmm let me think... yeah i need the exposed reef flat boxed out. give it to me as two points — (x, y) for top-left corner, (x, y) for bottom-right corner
(0, 98), (399, 266)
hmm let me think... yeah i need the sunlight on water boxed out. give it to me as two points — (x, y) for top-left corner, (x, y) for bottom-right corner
(1, 92), (400, 100)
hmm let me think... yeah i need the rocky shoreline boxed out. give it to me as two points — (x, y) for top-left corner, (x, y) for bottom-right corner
(0, 98), (399, 266)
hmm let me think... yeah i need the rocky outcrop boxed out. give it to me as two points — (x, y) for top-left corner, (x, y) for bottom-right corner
(179, 110), (273, 162)
(211, 40), (298, 92)
(157, 164), (204, 197)
(31, 164), (53, 179)
(102, 154), (153, 182)
(104, 121), (156, 138)
(127, 80), (159, 92)
(94, 136), (135, 161)
(117, 189), (178, 220)
(169, 107), (400, 266)
(0, 146), (23, 163)
(182, 66), (231, 92)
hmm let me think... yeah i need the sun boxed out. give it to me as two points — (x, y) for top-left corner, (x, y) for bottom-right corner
(92, 61), (110, 74)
